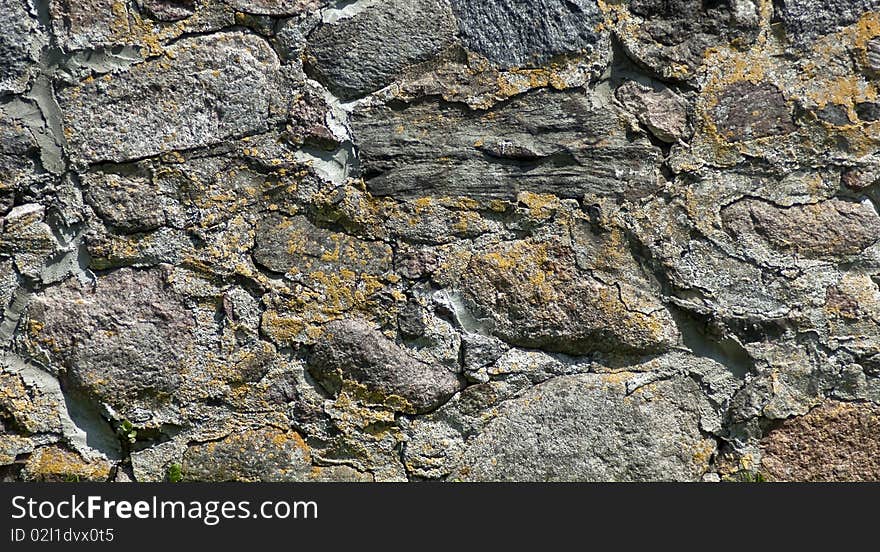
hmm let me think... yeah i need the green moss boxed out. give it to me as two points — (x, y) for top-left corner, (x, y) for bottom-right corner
(166, 463), (183, 483)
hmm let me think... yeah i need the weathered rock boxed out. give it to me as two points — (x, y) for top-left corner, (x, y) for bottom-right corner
(59, 32), (283, 165)
(26, 268), (195, 419)
(761, 401), (880, 481)
(352, 88), (663, 200)
(0, 204), (59, 282)
(0, 105), (40, 206)
(181, 427), (312, 482)
(306, 0), (457, 99)
(137, 0), (197, 21)
(20, 446), (112, 482)
(856, 101), (880, 122)
(307, 318), (462, 414)
(776, 0), (880, 47)
(721, 198), (880, 260)
(867, 36), (880, 74)
(225, 0), (323, 16)
(444, 237), (679, 356)
(615, 80), (690, 142)
(0, 0), (41, 94)
(712, 82), (796, 142)
(253, 214), (392, 276)
(50, 0), (132, 51)
(611, 0), (761, 80)
(83, 171), (167, 233)
(450, 0), (607, 70)
(450, 373), (716, 481)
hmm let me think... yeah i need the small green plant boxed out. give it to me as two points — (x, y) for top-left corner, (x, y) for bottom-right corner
(62, 473), (80, 483)
(118, 419), (137, 444)
(736, 471), (767, 483)
(166, 463), (183, 483)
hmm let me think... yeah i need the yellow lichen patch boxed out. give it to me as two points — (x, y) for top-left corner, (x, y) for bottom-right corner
(600, 371), (636, 386)
(517, 191), (560, 219)
(260, 310), (308, 343)
(23, 446), (111, 482)
(691, 439), (716, 471)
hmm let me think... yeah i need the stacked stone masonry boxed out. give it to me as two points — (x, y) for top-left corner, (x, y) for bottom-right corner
(2, 0), (880, 482)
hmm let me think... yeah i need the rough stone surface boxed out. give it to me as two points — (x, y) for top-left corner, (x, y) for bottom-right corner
(308, 318), (462, 414)
(353, 88), (663, 200)
(712, 82), (796, 142)
(5, 0), (880, 483)
(137, 0), (197, 21)
(26, 268), (194, 420)
(451, 0), (606, 70)
(450, 373), (716, 481)
(59, 32), (283, 165)
(616, 80), (690, 142)
(442, 237), (679, 356)
(721, 198), (880, 260)
(776, 0), (880, 47)
(609, 0), (761, 80)
(307, 0), (457, 99)
(0, 0), (41, 94)
(761, 401), (880, 481)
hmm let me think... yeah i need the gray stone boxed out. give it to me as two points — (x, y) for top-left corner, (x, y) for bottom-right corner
(450, 373), (716, 481)
(26, 268), (194, 419)
(440, 237), (679, 356)
(721, 198), (880, 260)
(867, 37), (880, 74)
(137, 0), (197, 21)
(776, 0), (880, 47)
(224, 0), (324, 16)
(450, 0), (606, 70)
(306, 0), (457, 100)
(615, 80), (690, 142)
(614, 0), (761, 79)
(0, 0), (41, 94)
(307, 318), (463, 414)
(59, 32), (283, 165)
(253, 213), (392, 276)
(0, 204), (59, 282)
(352, 88), (663, 200)
(0, 104), (40, 207)
(50, 0), (131, 51)
(856, 101), (880, 122)
(83, 171), (167, 233)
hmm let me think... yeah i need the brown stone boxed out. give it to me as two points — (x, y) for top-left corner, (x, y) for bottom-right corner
(761, 401), (880, 481)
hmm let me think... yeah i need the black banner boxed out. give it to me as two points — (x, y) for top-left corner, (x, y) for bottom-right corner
(0, 483), (875, 548)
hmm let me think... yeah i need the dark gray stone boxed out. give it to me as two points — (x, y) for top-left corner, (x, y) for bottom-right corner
(450, 0), (605, 69)
(817, 103), (852, 126)
(856, 101), (880, 122)
(306, 0), (457, 100)
(776, 0), (880, 47)
(352, 88), (663, 200)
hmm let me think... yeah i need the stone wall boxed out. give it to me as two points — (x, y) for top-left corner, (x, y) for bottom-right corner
(2, 0), (880, 482)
